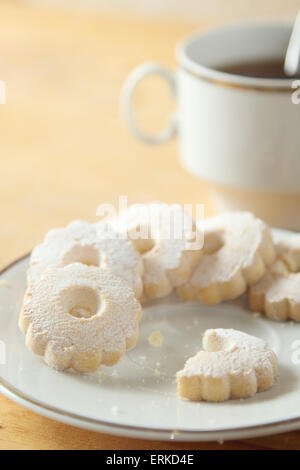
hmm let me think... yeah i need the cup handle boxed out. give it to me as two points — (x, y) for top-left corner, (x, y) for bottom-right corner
(121, 62), (177, 144)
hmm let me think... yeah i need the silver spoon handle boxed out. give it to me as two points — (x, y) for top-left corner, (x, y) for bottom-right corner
(284, 10), (300, 77)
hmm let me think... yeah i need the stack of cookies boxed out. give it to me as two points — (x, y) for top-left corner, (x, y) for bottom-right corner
(21, 203), (298, 401)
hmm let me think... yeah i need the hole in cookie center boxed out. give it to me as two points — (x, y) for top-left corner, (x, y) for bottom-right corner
(61, 245), (100, 267)
(203, 229), (225, 255)
(61, 287), (100, 319)
(132, 237), (155, 255)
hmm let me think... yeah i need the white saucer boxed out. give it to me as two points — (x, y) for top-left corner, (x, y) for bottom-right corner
(1, 229), (300, 442)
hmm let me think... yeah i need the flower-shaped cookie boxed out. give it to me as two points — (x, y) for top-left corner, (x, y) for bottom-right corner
(20, 263), (142, 372)
(28, 220), (143, 298)
(249, 234), (300, 321)
(109, 202), (203, 299)
(178, 212), (275, 305)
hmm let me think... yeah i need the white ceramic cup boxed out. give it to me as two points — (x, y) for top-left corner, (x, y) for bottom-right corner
(122, 21), (300, 230)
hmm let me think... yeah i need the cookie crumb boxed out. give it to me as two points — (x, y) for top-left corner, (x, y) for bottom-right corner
(111, 405), (120, 416)
(170, 430), (180, 440)
(148, 330), (164, 348)
(111, 370), (119, 377)
(0, 279), (10, 287)
(252, 312), (261, 318)
(217, 439), (224, 445)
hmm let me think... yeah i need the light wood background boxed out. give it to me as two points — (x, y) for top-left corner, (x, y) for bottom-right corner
(0, 0), (299, 450)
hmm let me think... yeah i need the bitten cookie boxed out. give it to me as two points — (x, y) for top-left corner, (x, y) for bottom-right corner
(176, 328), (278, 402)
(249, 234), (300, 321)
(109, 202), (203, 299)
(19, 263), (142, 372)
(28, 220), (143, 298)
(177, 212), (275, 305)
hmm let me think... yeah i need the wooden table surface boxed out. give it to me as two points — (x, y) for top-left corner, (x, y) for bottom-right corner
(0, 0), (298, 450)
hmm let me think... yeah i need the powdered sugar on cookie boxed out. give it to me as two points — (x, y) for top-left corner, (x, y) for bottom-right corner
(249, 234), (300, 321)
(20, 263), (142, 372)
(109, 202), (203, 299)
(177, 328), (278, 402)
(178, 212), (275, 305)
(28, 220), (143, 298)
